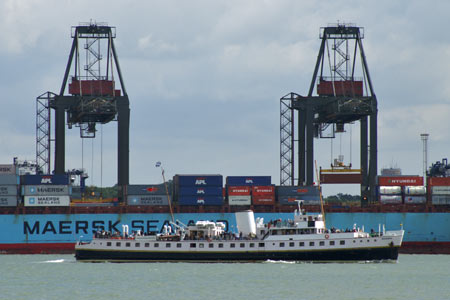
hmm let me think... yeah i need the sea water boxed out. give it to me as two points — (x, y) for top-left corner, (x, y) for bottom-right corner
(0, 255), (448, 300)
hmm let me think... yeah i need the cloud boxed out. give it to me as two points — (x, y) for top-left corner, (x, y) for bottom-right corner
(137, 34), (178, 55)
(0, 0), (449, 197)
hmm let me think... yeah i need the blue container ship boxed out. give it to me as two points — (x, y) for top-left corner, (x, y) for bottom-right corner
(0, 173), (449, 254)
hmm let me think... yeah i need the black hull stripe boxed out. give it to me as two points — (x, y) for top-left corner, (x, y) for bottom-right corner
(75, 247), (399, 261)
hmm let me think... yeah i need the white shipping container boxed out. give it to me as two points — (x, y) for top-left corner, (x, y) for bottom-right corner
(379, 195), (402, 204)
(127, 195), (169, 206)
(228, 195), (251, 205)
(404, 186), (426, 195)
(0, 185), (18, 195)
(0, 196), (18, 206)
(404, 196), (426, 204)
(431, 195), (450, 205)
(22, 185), (71, 196)
(24, 195), (70, 206)
(303, 200), (320, 205)
(379, 186), (402, 195)
(431, 186), (450, 195)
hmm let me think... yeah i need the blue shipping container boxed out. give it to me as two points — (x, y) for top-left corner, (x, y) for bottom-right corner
(226, 176), (271, 186)
(127, 184), (169, 195)
(21, 175), (69, 185)
(174, 175), (223, 186)
(177, 196), (223, 206)
(276, 185), (319, 196)
(178, 186), (223, 196)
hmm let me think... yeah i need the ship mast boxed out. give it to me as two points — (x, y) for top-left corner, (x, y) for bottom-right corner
(156, 162), (175, 223)
(315, 160), (326, 230)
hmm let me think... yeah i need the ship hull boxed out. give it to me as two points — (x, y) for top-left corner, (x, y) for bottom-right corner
(75, 247), (400, 262)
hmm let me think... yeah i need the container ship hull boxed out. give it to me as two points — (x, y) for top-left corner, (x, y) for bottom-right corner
(1, 210), (449, 254)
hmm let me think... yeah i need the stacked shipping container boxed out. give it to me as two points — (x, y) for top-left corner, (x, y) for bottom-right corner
(22, 175), (71, 206)
(227, 186), (251, 205)
(404, 186), (427, 204)
(252, 185), (275, 205)
(0, 165), (19, 206)
(225, 176), (273, 206)
(378, 186), (402, 204)
(429, 177), (450, 205)
(127, 184), (171, 206)
(378, 176), (424, 204)
(174, 175), (223, 206)
(276, 185), (320, 205)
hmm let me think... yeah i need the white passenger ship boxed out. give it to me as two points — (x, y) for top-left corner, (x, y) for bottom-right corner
(75, 201), (404, 262)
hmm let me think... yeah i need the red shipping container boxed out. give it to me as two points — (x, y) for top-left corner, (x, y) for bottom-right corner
(227, 186), (251, 196)
(252, 195), (275, 205)
(69, 79), (116, 96)
(320, 173), (362, 184)
(252, 186), (275, 196)
(317, 80), (363, 97)
(377, 176), (423, 186)
(428, 177), (450, 186)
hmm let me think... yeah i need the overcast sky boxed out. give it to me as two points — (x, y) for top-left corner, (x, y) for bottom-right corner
(1, 0), (450, 196)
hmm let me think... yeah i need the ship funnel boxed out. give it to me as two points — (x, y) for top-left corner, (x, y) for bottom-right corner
(235, 211), (256, 236)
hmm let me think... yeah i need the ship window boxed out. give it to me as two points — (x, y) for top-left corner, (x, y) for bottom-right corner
(340, 240), (345, 245)
(289, 242), (294, 247)
(367, 240), (370, 243)
(126, 242), (131, 247)
(353, 240), (356, 243)
(145, 243), (150, 247)
(272, 230), (278, 235)
(240, 243), (245, 248)
(230, 243), (235, 248)
(166, 243), (171, 248)
(374, 239), (377, 242)
(260, 230), (265, 235)
(116, 242), (121, 247)
(190, 243), (196, 248)
(219, 243), (224, 248)
(319, 241), (325, 246)
(279, 242), (285, 247)
(360, 240), (363, 243)
(135, 243), (140, 247)
(209, 243), (214, 248)
(107, 242), (111, 246)
(177, 243), (182, 248)
(199, 243), (204, 248)
(299, 242), (304, 247)
(250, 243), (255, 248)
(309, 242), (314, 246)
(154, 243), (159, 248)
(258, 243), (265, 247)
(329, 241), (335, 246)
